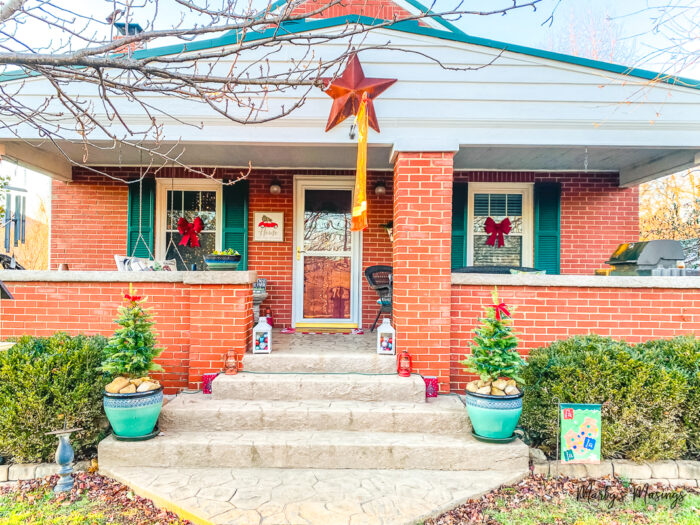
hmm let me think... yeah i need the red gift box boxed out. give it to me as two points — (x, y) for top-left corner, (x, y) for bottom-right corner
(202, 372), (219, 394)
(423, 376), (439, 398)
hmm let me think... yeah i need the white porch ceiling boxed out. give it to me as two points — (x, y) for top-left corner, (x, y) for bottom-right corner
(7, 140), (697, 187)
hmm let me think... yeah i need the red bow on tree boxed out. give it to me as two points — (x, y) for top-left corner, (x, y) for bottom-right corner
(177, 217), (204, 247)
(484, 217), (511, 248)
(490, 302), (511, 321)
(124, 293), (142, 302)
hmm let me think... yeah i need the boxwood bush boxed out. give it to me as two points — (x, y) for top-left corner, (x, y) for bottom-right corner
(520, 335), (689, 461)
(0, 333), (109, 463)
(635, 336), (700, 459)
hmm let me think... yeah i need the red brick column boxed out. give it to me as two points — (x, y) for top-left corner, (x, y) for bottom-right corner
(393, 152), (454, 392)
(187, 283), (253, 388)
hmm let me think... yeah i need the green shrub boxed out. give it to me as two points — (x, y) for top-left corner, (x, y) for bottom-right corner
(521, 335), (688, 461)
(635, 336), (700, 459)
(0, 333), (109, 463)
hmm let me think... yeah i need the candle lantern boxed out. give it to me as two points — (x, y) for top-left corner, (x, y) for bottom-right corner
(376, 318), (395, 355)
(252, 317), (272, 354)
(224, 351), (240, 375)
(397, 350), (412, 377)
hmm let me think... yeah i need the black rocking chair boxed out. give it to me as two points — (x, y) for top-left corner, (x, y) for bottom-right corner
(365, 265), (392, 332)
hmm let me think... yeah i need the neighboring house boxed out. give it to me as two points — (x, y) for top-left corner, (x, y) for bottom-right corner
(0, 0), (698, 393)
(0, 164), (50, 270)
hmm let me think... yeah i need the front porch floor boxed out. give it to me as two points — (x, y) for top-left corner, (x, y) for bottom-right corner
(101, 466), (524, 525)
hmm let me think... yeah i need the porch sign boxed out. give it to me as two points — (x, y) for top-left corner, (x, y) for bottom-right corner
(560, 403), (601, 464)
(254, 212), (284, 242)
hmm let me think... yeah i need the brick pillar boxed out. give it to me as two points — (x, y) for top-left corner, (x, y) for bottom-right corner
(393, 152), (454, 392)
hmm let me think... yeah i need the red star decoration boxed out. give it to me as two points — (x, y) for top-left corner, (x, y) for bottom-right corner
(322, 54), (396, 133)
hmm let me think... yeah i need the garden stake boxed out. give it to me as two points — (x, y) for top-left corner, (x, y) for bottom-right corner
(46, 424), (82, 493)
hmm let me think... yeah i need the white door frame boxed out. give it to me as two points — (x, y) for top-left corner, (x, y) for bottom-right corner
(292, 175), (362, 328)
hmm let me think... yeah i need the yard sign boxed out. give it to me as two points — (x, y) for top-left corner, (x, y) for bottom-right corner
(560, 403), (601, 464)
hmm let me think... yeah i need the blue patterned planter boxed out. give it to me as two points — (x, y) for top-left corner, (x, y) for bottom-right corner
(465, 389), (523, 440)
(103, 387), (163, 438)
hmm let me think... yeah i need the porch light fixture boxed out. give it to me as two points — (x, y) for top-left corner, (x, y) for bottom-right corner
(269, 180), (282, 195)
(374, 181), (387, 196)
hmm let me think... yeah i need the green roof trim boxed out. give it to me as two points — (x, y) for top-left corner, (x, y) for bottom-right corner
(2, 13), (698, 91)
(398, 0), (466, 35)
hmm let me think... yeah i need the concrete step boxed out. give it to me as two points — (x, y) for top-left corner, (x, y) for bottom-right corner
(98, 430), (528, 472)
(242, 349), (395, 374)
(212, 372), (426, 402)
(159, 393), (470, 434)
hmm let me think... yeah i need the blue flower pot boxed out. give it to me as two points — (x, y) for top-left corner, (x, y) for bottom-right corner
(103, 387), (163, 438)
(465, 389), (523, 440)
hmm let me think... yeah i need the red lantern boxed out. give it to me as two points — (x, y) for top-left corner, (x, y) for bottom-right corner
(397, 350), (412, 377)
(224, 351), (240, 375)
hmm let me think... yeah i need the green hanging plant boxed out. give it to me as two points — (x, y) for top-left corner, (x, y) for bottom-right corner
(99, 285), (163, 379)
(460, 287), (525, 385)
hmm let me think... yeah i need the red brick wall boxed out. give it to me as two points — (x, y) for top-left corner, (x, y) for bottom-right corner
(0, 280), (252, 393)
(51, 170), (130, 270)
(51, 168), (393, 329)
(450, 283), (700, 392)
(393, 152), (454, 392)
(290, 0), (418, 22)
(454, 171), (640, 274)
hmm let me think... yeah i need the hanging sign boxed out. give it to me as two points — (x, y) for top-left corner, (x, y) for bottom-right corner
(560, 403), (601, 464)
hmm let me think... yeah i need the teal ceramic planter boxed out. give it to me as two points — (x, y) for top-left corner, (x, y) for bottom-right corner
(465, 389), (523, 439)
(103, 387), (163, 438)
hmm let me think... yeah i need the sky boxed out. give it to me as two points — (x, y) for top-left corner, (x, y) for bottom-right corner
(441, 0), (699, 78)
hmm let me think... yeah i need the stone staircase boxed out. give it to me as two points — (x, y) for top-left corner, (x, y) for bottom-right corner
(98, 331), (529, 524)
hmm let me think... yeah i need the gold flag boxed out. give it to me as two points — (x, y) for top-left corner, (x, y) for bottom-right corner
(351, 93), (368, 232)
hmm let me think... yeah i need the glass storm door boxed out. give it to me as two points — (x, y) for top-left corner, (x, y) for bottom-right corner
(293, 177), (361, 327)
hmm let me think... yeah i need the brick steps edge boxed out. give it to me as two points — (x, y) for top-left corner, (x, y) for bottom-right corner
(0, 460), (91, 482)
(530, 451), (700, 487)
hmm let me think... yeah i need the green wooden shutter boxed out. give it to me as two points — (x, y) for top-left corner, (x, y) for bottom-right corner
(127, 178), (155, 258)
(451, 182), (468, 269)
(534, 182), (561, 274)
(222, 180), (249, 270)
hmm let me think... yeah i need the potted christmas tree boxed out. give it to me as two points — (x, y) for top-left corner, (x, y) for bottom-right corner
(101, 286), (164, 439)
(460, 288), (525, 442)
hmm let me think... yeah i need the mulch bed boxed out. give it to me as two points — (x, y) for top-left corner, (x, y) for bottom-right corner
(0, 472), (190, 524)
(426, 474), (700, 525)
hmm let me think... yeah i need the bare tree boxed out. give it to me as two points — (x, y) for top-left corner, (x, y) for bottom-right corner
(544, 4), (637, 64)
(0, 0), (545, 183)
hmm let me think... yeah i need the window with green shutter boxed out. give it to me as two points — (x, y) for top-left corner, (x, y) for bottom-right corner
(534, 182), (561, 274)
(451, 182), (468, 269)
(127, 178), (155, 258)
(222, 180), (249, 270)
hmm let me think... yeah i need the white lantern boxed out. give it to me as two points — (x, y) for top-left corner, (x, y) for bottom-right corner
(376, 318), (395, 355)
(252, 318), (272, 354)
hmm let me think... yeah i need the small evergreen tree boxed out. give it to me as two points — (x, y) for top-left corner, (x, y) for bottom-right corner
(99, 286), (163, 378)
(460, 288), (525, 385)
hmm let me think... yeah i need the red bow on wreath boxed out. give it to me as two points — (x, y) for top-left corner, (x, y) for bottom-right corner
(177, 217), (204, 247)
(490, 302), (511, 321)
(484, 217), (511, 248)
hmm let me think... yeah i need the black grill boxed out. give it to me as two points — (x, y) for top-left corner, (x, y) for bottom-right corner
(604, 240), (695, 276)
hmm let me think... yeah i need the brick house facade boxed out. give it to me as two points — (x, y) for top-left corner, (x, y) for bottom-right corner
(1, 0), (698, 394)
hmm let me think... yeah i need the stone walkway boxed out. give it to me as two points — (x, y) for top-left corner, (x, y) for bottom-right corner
(103, 466), (524, 525)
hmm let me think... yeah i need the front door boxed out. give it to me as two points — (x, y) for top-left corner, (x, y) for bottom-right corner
(293, 176), (361, 328)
